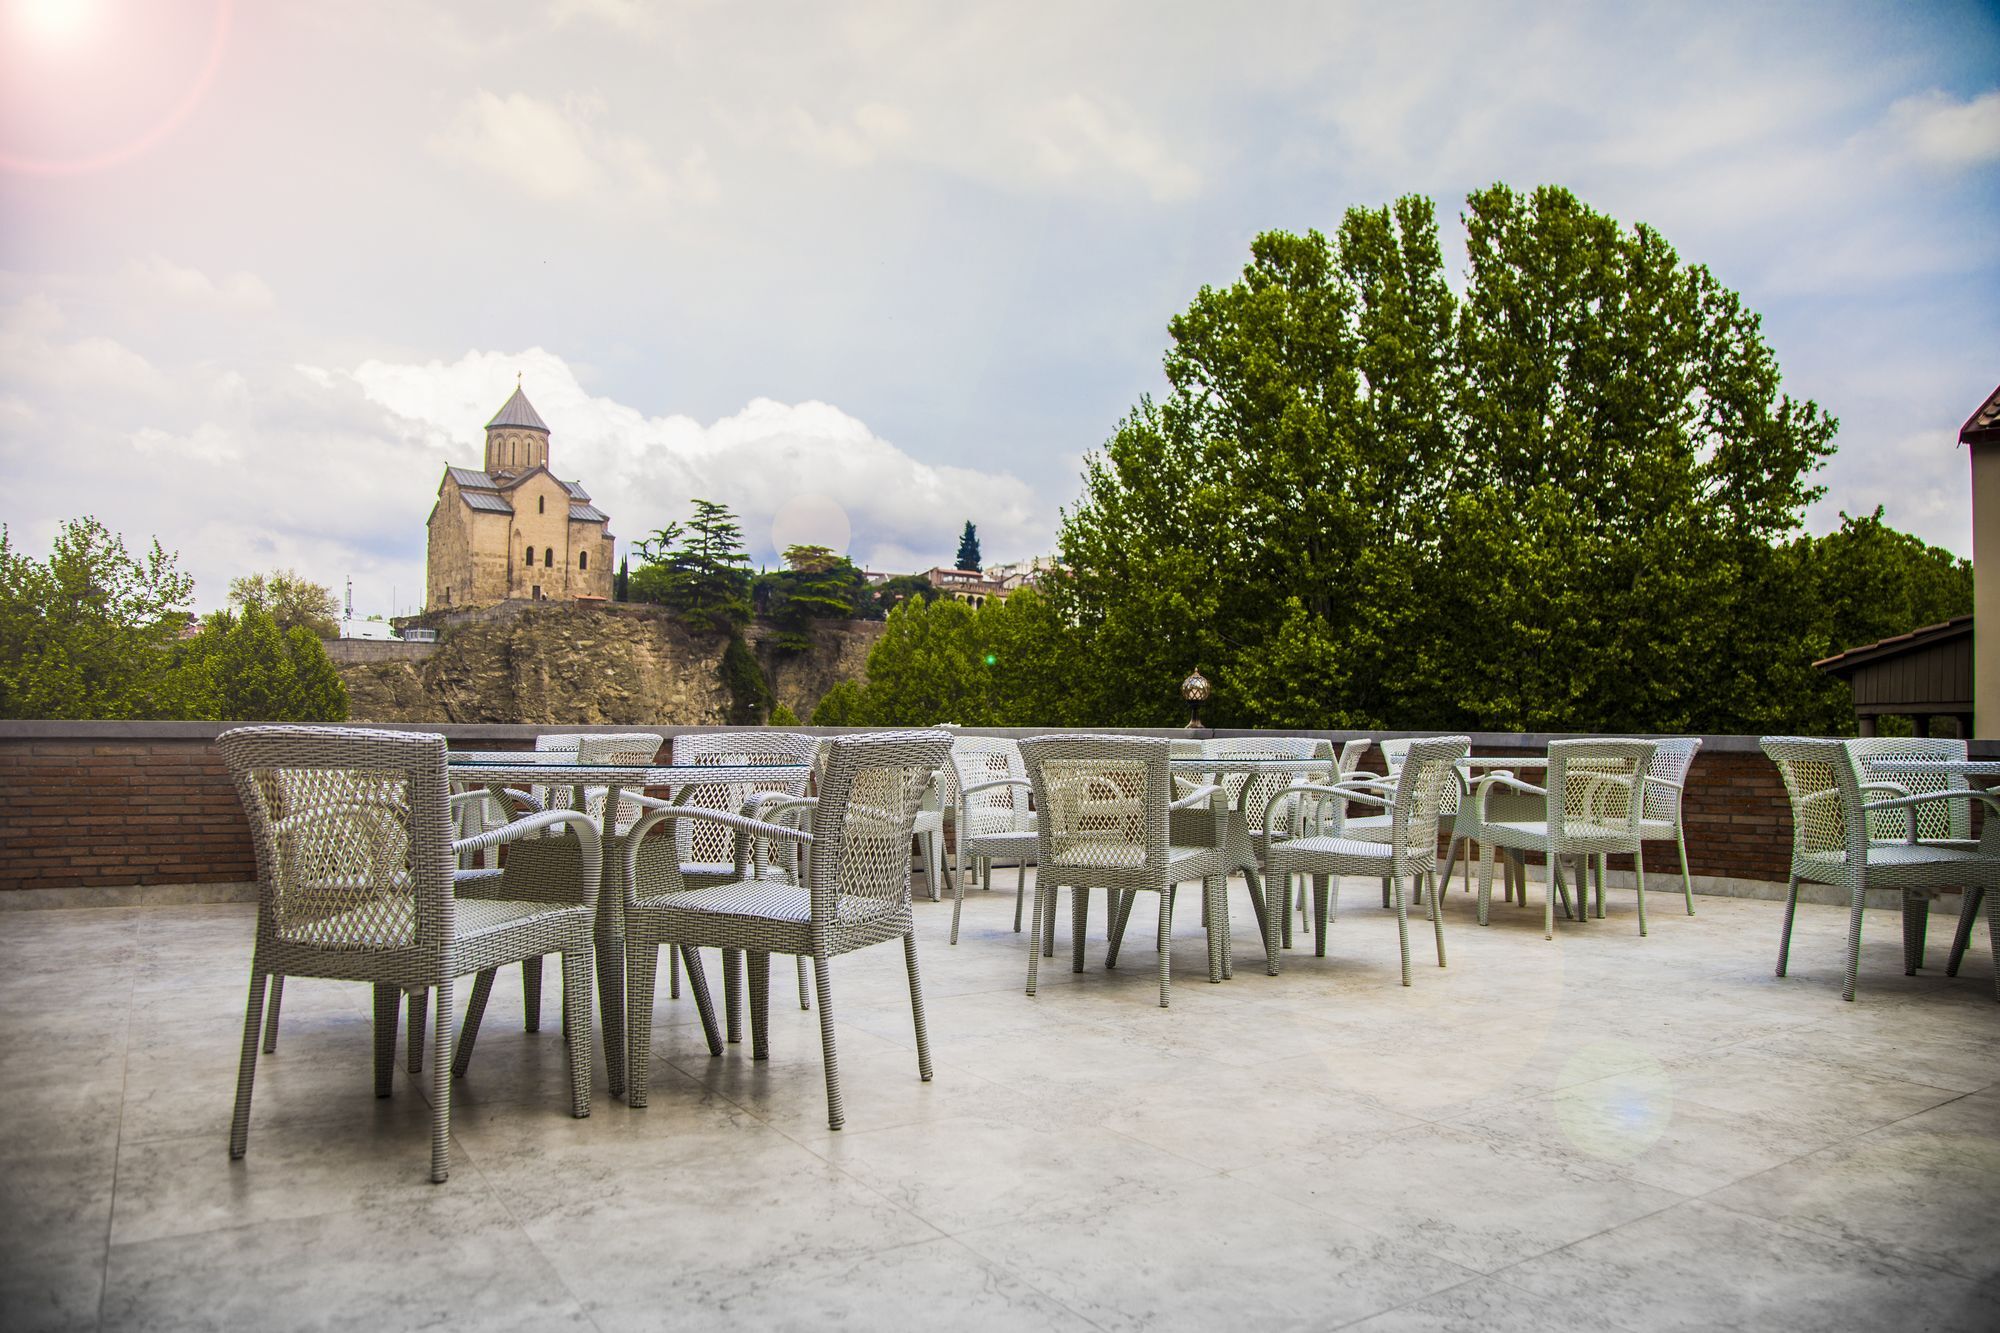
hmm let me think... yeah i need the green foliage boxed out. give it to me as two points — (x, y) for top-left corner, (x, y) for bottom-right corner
(228, 570), (339, 638)
(0, 517), (195, 719)
(810, 679), (868, 726)
(719, 633), (771, 723)
(1050, 184), (1870, 733)
(954, 522), (981, 572)
(629, 501), (753, 632)
(756, 544), (867, 651)
(768, 700), (801, 726)
(170, 608), (349, 721)
(866, 574), (938, 619)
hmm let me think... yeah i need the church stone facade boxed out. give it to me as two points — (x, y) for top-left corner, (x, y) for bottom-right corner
(424, 386), (616, 610)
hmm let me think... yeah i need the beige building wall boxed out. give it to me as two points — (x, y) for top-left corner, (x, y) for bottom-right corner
(1973, 444), (2000, 736)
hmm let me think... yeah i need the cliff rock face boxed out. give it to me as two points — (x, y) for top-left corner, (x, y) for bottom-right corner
(340, 603), (882, 725)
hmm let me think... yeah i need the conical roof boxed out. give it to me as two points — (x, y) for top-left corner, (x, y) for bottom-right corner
(486, 385), (550, 434)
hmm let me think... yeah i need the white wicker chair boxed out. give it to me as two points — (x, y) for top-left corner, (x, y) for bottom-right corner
(1763, 736), (2000, 1002)
(1639, 738), (1703, 916)
(1266, 736), (1469, 985)
(219, 726), (601, 1183)
(946, 735), (1038, 945)
(1474, 739), (1659, 939)
(1019, 734), (1231, 1008)
(1198, 735), (1329, 969)
(619, 729), (954, 1127)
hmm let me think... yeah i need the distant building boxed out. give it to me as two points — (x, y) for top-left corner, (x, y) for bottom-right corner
(424, 385), (615, 609)
(926, 566), (1009, 608)
(985, 555), (1058, 593)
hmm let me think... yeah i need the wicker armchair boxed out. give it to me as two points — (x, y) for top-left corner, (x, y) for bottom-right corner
(1763, 737), (1999, 1001)
(219, 726), (601, 1183)
(1266, 736), (1468, 985)
(1638, 738), (1703, 916)
(1019, 734), (1231, 1008)
(1199, 735), (1329, 967)
(1474, 739), (1659, 940)
(1847, 737), (1983, 979)
(947, 735), (1038, 945)
(619, 729), (954, 1127)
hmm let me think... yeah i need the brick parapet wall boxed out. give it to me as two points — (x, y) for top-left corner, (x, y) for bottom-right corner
(3, 722), (1992, 898)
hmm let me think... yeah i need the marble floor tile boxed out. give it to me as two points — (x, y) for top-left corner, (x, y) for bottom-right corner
(0, 1247), (104, 1333)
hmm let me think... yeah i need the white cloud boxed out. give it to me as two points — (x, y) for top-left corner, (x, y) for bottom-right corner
(429, 90), (674, 202)
(1880, 88), (2000, 167)
(128, 255), (276, 313)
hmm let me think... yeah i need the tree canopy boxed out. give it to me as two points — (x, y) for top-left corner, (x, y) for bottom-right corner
(629, 499), (754, 632)
(954, 521), (981, 572)
(228, 570), (339, 638)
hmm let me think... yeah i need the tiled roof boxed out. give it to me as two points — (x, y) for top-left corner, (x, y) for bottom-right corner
(462, 491), (514, 515)
(447, 466), (497, 489)
(1811, 614), (1972, 674)
(486, 386), (550, 433)
(1962, 383), (2000, 447)
(569, 502), (608, 523)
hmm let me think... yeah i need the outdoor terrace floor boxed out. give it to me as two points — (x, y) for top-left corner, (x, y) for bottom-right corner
(2, 874), (1997, 1331)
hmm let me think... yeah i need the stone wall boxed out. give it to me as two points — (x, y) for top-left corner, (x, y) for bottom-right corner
(342, 602), (885, 725)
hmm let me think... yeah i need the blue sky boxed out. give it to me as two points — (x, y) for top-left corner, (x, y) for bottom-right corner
(2, 0), (1996, 616)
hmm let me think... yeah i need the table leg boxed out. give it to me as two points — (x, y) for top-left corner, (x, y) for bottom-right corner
(597, 783), (627, 1099)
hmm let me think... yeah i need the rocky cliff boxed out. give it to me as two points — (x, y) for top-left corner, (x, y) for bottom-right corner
(339, 602), (882, 725)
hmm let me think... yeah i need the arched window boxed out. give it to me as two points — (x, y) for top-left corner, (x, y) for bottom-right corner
(538, 496), (545, 514)
(579, 550), (588, 571)
(543, 547), (554, 567)
(523, 548), (534, 567)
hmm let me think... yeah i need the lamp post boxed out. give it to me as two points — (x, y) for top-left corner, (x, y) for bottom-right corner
(1181, 670), (1210, 729)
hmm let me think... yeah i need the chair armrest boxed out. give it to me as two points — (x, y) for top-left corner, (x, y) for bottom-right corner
(1862, 789), (2000, 844)
(1168, 783), (1223, 811)
(963, 777), (1033, 798)
(452, 807), (603, 860)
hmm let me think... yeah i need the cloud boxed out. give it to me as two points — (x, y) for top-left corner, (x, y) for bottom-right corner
(1880, 88), (2000, 168)
(128, 255), (276, 313)
(429, 90), (675, 202)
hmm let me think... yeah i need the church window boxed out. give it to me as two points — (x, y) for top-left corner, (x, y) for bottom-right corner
(579, 551), (588, 571)
(538, 496), (545, 514)
(524, 548), (534, 567)
(544, 547), (554, 567)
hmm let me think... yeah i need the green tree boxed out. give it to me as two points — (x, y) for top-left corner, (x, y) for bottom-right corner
(866, 573), (937, 619)
(629, 501), (753, 632)
(756, 544), (866, 651)
(170, 607), (349, 721)
(954, 522), (981, 572)
(228, 570), (339, 637)
(853, 597), (990, 724)
(0, 517), (195, 719)
(768, 700), (801, 726)
(810, 679), (869, 725)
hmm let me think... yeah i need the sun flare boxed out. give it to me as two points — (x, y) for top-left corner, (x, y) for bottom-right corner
(11, 0), (103, 46)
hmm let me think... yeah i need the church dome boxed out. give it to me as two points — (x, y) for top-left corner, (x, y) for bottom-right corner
(486, 385), (550, 434)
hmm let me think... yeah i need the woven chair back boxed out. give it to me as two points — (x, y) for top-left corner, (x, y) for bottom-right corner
(1205, 735), (1326, 836)
(1845, 737), (1971, 842)
(220, 726), (454, 953)
(1021, 734), (1171, 876)
(669, 730), (817, 863)
(1392, 736), (1471, 855)
(1641, 737), (1702, 822)
(531, 731), (663, 834)
(1762, 736), (1869, 869)
(1335, 738), (1373, 776)
(950, 735), (1033, 836)
(1545, 739), (1659, 852)
(808, 730), (953, 922)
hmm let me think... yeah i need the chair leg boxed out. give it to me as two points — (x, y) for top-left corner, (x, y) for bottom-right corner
(1986, 884), (2000, 1002)
(1042, 884), (1057, 958)
(797, 956), (812, 1010)
(1477, 847), (1495, 926)
(452, 967), (496, 1079)
(407, 987), (426, 1074)
(748, 951), (772, 1060)
(950, 857), (967, 945)
(373, 983), (399, 1098)
(1026, 882), (1048, 995)
(722, 948), (743, 1044)
(522, 956), (543, 1032)
(811, 956), (844, 1130)
(680, 946), (723, 1057)
(903, 931), (934, 1082)
(1205, 878), (1227, 984)
(1072, 883), (1089, 974)
(1013, 864), (1027, 934)
(1429, 871), (1447, 967)
(669, 944), (680, 1000)
(1381, 878), (1391, 909)
(1947, 886), (1984, 977)
(1843, 883), (1867, 1002)
(1546, 856), (1561, 940)
(1903, 891), (1929, 976)
(1594, 854), (1606, 920)
(1677, 829), (1696, 915)
(1106, 889), (1134, 968)
(560, 947), (593, 1117)
(1156, 890), (1174, 1008)
(261, 975), (284, 1054)
(229, 965), (269, 1160)
(1313, 874), (1330, 957)
(624, 941), (659, 1107)
(1264, 870), (1286, 976)
(1777, 873), (1802, 976)
(1390, 868), (1413, 986)
(596, 920), (627, 1099)
(429, 976), (454, 1184)
(1633, 844), (1648, 938)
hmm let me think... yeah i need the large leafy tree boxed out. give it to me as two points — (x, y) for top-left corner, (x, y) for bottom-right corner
(1055, 185), (1861, 733)
(228, 570), (339, 638)
(756, 544), (866, 651)
(0, 517), (195, 719)
(172, 607), (349, 721)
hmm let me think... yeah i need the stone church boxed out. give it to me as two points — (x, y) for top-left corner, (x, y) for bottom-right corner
(424, 384), (616, 609)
